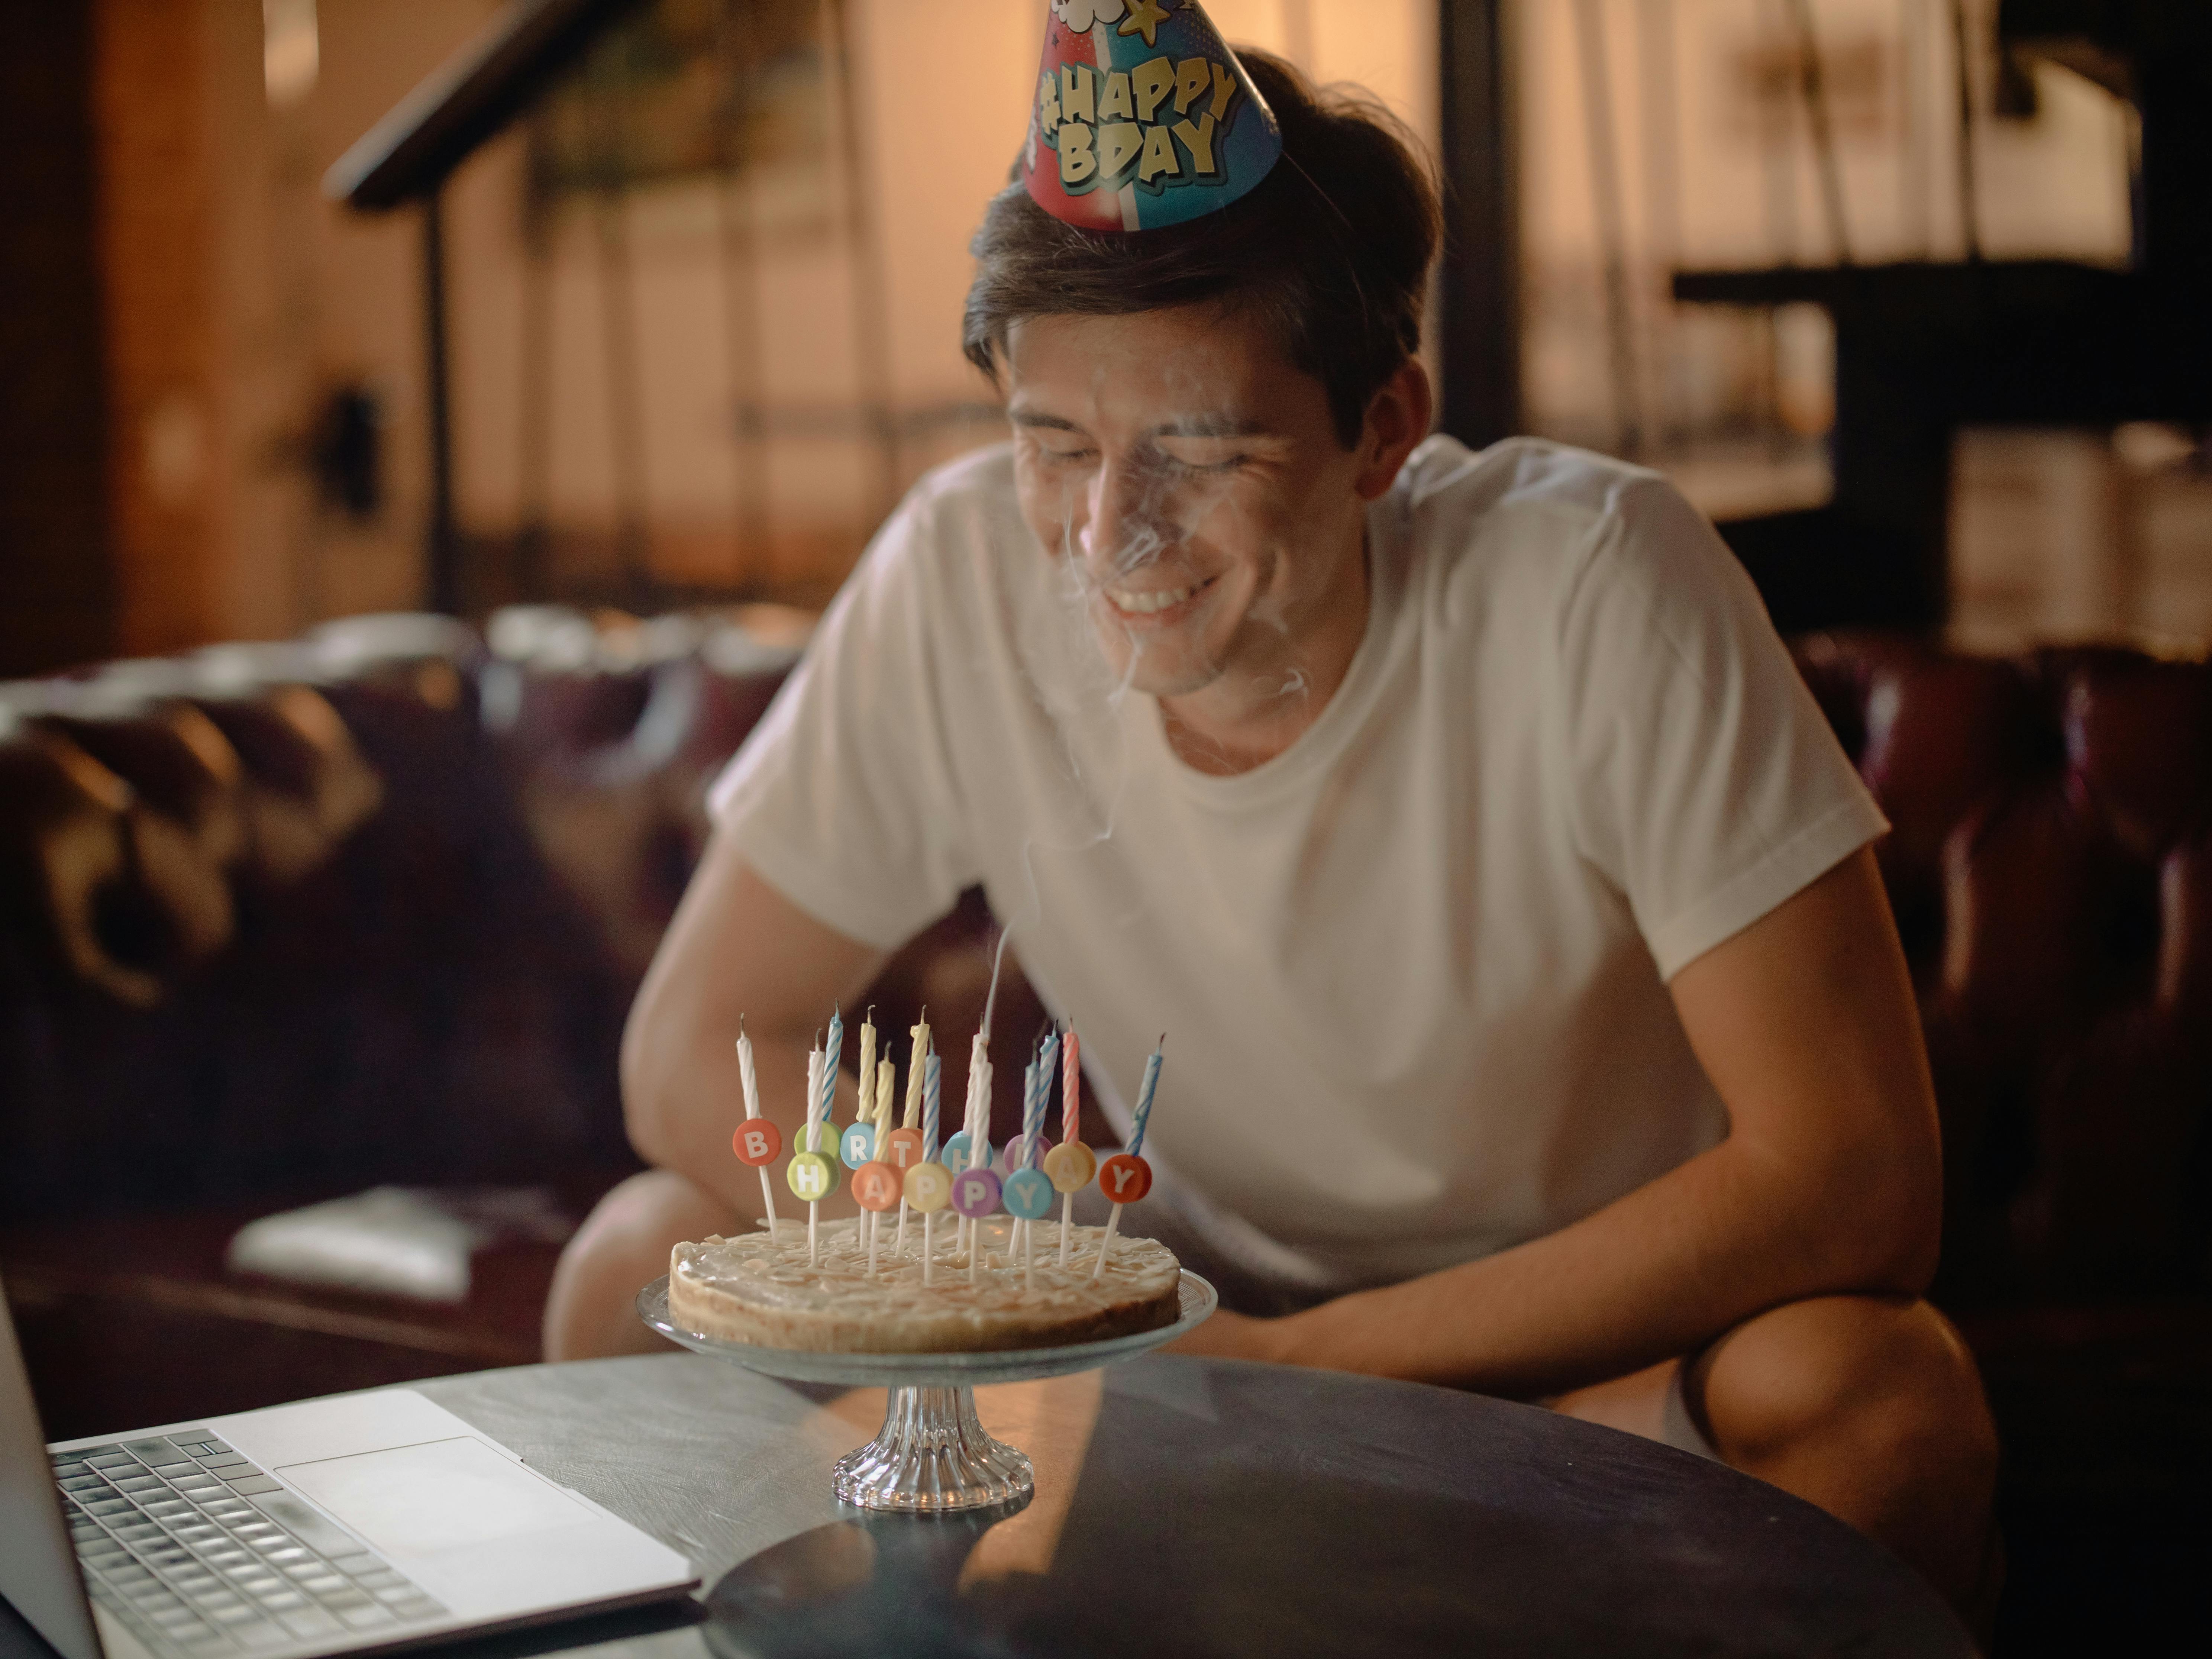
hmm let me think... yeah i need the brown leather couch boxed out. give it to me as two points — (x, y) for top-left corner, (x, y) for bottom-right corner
(4, 613), (2207, 1650)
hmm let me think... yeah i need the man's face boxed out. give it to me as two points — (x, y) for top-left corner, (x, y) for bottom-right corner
(1004, 306), (1371, 701)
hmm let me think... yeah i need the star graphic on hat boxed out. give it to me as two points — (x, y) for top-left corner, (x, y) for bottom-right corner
(1118, 0), (1171, 48)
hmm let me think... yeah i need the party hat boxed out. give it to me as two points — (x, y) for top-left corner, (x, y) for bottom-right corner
(1021, 1), (1283, 233)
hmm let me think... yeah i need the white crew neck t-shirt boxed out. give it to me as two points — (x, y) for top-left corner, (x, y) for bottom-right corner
(710, 435), (1887, 1294)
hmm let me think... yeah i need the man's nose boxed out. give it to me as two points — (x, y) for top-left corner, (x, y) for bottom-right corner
(1080, 459), (1157, 571)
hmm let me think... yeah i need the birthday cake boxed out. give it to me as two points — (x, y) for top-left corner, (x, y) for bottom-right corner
(669, 1216), (1182, 1353)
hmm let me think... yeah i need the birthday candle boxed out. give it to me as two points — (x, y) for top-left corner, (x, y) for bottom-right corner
(1032, 1032), (1057, 1167)
(904, 1014), (930, 1129)
(1016, 1055), (1041, 1270)
(1060, 1024), (1079, 1145)
(856, 1011), (876, 1125)
(821, 1008), (843, 1129)
(1092, 1036), (1164, 1281)
(1129, 1039), (1163, 1155)
(1022, 1035), (1056, 1285)
(1057, 1024), (1080, 1263)
(921, 1045), (944, 1282)
(897, 1013), (929, 1252)
(958, 1032), (990, 1262)
(924, 1048), (942, 1156)
(736, 1023), (778, 1240)
(804, 1044), (825, 1266)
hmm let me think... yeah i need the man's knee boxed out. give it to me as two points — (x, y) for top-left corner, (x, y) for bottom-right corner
(1692, 1295), (1997, 1487)
(544, 1171), (734, 1361)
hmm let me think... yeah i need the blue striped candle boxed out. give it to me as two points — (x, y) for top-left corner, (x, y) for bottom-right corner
(1032, 1033), (1059, 1166)
(1129, 1040), (1163, 1156)
(820, 1008), (843, 1128)
(923, 1048), (941, 1159)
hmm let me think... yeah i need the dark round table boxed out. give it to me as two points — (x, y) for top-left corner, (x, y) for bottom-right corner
(410, 1351), (1971, 1659)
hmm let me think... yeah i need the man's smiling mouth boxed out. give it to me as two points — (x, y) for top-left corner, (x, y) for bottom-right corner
(1105, 574), (1217, 617)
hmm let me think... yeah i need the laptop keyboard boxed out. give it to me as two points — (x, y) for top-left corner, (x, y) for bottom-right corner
(51, 1430), (448, 1657)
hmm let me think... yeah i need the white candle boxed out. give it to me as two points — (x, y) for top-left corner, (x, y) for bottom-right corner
(804, 1044), (824, 1267)
(736, 1024), (778, 1240)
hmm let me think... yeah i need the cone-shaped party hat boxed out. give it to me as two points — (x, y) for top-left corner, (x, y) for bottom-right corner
(1020, 1), (1283, 232)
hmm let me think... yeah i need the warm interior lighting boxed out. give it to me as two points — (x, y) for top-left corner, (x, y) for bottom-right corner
(263, 0), (319, 108)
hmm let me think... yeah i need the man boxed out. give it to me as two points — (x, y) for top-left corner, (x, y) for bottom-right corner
(546, 7), (1997, 1621)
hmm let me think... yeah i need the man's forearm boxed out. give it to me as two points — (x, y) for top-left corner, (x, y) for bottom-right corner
(627, 1023), (863, 1223)
(1264, 1132), (1931, 1399)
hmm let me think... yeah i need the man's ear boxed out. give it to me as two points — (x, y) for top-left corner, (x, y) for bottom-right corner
(1353, 358), (1435, 502)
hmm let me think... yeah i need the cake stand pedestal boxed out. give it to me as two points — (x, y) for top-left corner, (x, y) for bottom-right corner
(635, 1269), (1216, 1514)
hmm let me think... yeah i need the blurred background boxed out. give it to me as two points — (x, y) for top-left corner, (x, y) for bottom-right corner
(3, 2), (2209, 1651)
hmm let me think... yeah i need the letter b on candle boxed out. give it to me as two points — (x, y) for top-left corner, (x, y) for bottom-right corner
(1099, 1153), (1153, 1204)
(732, 1121), (782, 1167)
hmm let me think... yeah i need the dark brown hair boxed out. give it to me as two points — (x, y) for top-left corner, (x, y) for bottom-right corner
(962, 49), (1441, 448)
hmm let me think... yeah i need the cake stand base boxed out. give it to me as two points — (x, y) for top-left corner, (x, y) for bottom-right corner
(831, 1385), (1033, 1513)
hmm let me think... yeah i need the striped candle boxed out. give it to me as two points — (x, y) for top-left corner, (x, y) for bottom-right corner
(923, 1048), (942, 1158)
(1021, 1056), (1043, 1168)
(1129, 1039), (1163, 1156)
(1060, 1024), (1080, 1147)
(1031, 1032), (1058, 1167)
(820, 1009), (843, 1128)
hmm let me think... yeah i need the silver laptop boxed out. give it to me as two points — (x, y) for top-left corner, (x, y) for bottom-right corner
(1, 1275), (696, 1659)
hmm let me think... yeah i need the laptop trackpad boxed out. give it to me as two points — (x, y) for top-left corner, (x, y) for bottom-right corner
(276, 1438), (593, 1559)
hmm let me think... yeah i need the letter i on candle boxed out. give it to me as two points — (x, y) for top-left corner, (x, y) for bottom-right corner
(1092, 1036), (1163, 1279)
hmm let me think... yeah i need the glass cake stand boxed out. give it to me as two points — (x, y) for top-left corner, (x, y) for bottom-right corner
(635, 1267), (1216, 1514)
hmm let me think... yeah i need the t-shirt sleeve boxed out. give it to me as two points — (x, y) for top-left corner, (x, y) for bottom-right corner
(705, 496), (978, 951)
(1556, 475), (1889, 980)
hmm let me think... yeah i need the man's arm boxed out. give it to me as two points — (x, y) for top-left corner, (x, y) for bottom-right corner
(623, 829), (889, 1219)
(1176, 845), (1942, 1398)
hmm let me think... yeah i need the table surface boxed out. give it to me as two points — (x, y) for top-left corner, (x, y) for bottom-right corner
(7, 1352), (1974, 1659)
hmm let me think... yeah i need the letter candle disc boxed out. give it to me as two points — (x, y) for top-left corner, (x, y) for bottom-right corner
(734, 1026), (780, 1240)
(1092, 1036), (1164, 1279)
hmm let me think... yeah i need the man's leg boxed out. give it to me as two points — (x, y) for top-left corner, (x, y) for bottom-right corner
(1551, 1295), (1999, 1623)
(544, 1170), (739, 1361)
